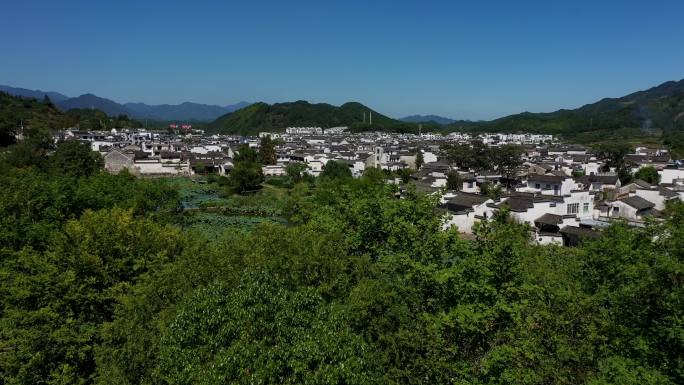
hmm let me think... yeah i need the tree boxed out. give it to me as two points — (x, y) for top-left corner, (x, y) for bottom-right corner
(42, 94), (53, 107)
(0, 209), (187, 385)
(51, 139), (104, 178)
(233, 144), (259, 163)
(440, 143), (473, 169)
(446, 170), (462, 190)
(480, 180), (503, 199)
(596, 143), (634, 184)
(415, 148), (424, 170)
(361, 166), (387, 184)
(490, 144), (523, 188)
(396, 168), (413, 184)
(634, 166), (660, 184)
(2, 126), (55, 169)
(285, 162), (308, 181)
(228, 160), (264, 193)
(258, 135), (277, 165)
(155, 275), (376, 385)
(320, 160), (352, 180)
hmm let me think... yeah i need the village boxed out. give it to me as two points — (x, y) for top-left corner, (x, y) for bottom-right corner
(60, 125), (684, 247)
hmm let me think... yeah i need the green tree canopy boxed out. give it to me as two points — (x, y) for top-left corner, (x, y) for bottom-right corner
(634, 166), (660, 184)
(320, 160), (352, 180)
(258, 135), (277, 165)
(228, 160), (264, 193)
(51, 139), (104, 178)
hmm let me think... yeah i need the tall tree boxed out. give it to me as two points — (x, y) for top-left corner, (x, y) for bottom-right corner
(258, 135), (277, 165)
(228, 160), (264, 193)
(490, 144), (523, 188)
(285, 162), (308, 182)
(233, 144), (259, 163)
(446, 170), (462, 190)
(51, 139), (104, 178)
(596, 143), (634, 184)
(320, 160), (352, 180)
(415, 148), (424, 170)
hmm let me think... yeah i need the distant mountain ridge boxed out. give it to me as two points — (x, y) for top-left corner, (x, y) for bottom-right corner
(124, 101), (250, 121)
(400, 114), (456, 125)
(0, 85), (70, 103)
(56, 94), (131, 117)
(0, 85), (249, 122)
(3, 80), (683, 142)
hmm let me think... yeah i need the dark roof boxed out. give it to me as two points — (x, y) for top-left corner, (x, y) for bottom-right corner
(446, 193), (490, 213)
(500, 195), (534, 212)
(576, 175), (619, 185)
(620, 195), (655, 210)
(534, 213), (564, 226)
(659, 187), (679, 199)
(632, 179), (653, 189)
(527, 174), (564, 183)
(560, 226), (601, 238)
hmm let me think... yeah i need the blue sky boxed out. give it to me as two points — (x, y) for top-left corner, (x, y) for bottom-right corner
(1, 0), (683, 120)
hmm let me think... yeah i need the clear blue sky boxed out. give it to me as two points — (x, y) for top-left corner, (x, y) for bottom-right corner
(2, 0), (683, 120)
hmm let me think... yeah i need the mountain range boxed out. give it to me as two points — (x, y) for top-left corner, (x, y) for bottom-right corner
(207, 79), (684, 141)
(0, 85), (70, 103)
(2, 80), (683, 144)
(399, 115), (456, 125)
(461, 79), (684, 143)
(0, 85), (249, 122)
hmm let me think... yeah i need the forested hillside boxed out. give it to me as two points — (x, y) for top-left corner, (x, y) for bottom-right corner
(0, 93), (143, 144)
(448, 79), (684, 147)
(1, 133), (682, 384)
(0, 92), (64, 146)
(208, 100), (425, 135)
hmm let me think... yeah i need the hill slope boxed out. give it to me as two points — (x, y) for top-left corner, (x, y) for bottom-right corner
(208, 100), (420, 135)
(54, 92), (249, 122)
(0, 92), (65, 145)
(56, 94), (131, 117)
(449, 79), (684, 143)
(124, 101), (250, 121)
(400, 114), (456, 125)
(0, 85), (70, 103)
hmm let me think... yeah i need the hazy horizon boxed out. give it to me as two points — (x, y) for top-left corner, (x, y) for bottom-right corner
(2, 0), (683, 120)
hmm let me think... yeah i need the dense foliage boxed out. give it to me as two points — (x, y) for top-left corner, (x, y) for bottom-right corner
(0, 92), (64, 146)
(1, 134), (683, 384)
(634, 166), (661, 185)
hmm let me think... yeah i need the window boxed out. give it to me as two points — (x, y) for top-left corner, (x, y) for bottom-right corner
(583, 203), (589, 213)
(613, 207), (619, 213)
(535, 183), (541, 189)
(567, 203), (579, 214)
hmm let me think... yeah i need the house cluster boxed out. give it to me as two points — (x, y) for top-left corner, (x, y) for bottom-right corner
(429, 144), (684, 246)
(59, 129), (249, 176)
(61, 127), (684, 246)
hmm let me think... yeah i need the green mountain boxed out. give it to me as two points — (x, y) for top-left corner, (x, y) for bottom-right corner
(0, 93), (144, 147)
(207, 100), (422, 135)
(449, 79), (684, 144)
(0, 92), (65, 146)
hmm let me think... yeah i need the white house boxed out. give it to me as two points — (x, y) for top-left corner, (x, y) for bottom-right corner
(442, 192), (496, 234)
